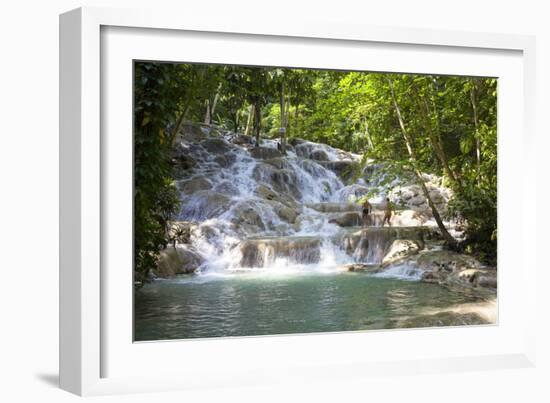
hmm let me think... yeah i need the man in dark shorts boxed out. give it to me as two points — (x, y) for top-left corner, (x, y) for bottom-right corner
(362, 199), (372, 227)
(382, 197), (393, 227)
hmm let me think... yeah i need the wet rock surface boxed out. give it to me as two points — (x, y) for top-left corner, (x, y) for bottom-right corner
(239, 236), (322, 267)
(395, 311), (490, 328)
(178, 176), (212, 194)
(200, 138), (235, 154)
(180, 190), (234, 221)
(390, 249), (497, 290)
(250, 146), (283, 160)
(156, 245), (204, 276)
(345, 263), (383, 273)
(328, 211), (362, 227)
(159, 122), (490, 295)
(252, 163), (301, 198)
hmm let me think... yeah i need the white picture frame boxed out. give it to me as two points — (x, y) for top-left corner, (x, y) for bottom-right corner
(59, 6), (537, 396)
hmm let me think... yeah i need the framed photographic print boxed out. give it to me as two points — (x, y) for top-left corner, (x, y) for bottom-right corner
(60, 6), (537, 396)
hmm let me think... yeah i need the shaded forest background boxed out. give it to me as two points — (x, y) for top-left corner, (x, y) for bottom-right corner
(134, 62), (497, 282)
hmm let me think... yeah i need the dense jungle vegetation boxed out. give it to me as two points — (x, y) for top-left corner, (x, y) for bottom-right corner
(134, 62), (497, 282)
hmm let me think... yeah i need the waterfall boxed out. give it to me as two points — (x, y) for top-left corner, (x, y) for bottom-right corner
(170, 126), (435, 276)
(352, 229), (397, 264)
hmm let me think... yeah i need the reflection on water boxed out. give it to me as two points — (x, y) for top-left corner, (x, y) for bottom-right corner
(134, 273), (495, 341)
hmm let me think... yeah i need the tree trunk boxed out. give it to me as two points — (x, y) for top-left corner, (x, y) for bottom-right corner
(203, 99), (210, 124)
(253, 99), (261, 147)
(279, 81), (287, 153)
(244, 104), (254, 136)
(388, 78), (457, 248)
(364, 118), (374, 150)
(470, 81), (481, 182)
(210, 83), (222, 124)
(232, 111), (240, 132)
(169, 102), (191, 147)
(412, 82), (461, 189)
(423, 97), (461, 187)
(292, 103), (300, 136)
(285, 91), (291, 148)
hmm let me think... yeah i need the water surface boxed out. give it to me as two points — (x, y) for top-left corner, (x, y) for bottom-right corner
(134, 272), (493, 341)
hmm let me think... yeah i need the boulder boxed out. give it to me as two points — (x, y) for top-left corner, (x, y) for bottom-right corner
(253, 163), (300, 198)
(415, 250), (484, 272)
(156, 245), (204, 276)
(328, 211), (362, 227)
(398, 189), (415, 200)
(264, 199), (299, 224)
(428, 189), (445, 203)
(179, 190), (233, 221)
(255, 184), (282, 202)
(230, 133), (255, 145)
(309, 149), (330, 161)
(171, 152), (196, 172)
(277, 205), (298, 224)
(345, 263), (382, 273)
(391, 210), (427, 227)
(262, 157), (289, 170)
(213, 180), (240, 195)
(456, 268), (497, 288)
(200, 138), (234, 154)
(250, 146), (282, 160)
(178, 176), (212, 194)
(392, 249), (497, 290)
(337, 226), (430, 265)
(179, 122), (208, 141)
(408, 195), (426, 206)
(171, 143), (198, 178)
(383, 240), (421, 264)
(213, 153), (236, 168)
(255, 184), (298, 208)
(229, 201), (266, 231)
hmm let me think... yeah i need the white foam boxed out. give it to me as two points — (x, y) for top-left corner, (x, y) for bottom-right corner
(372, 263), (423, 281)
(174, 132), (431, 277)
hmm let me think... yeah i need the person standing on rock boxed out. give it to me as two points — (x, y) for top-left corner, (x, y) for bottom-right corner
(362, 199), (372, 227)
(382, 197), (394, 227)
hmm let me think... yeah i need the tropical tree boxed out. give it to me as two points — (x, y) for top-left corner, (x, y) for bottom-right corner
(134, 62), (180, 284)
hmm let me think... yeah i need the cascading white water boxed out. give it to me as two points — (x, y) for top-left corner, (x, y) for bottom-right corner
(173, 128), (439, 278)
(372, 263), (423, 280)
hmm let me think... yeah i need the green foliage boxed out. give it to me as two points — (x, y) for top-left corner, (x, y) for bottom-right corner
(134, 62), (498, 267)
(448, 123), (497, 264)
(134, 62), (181, 284)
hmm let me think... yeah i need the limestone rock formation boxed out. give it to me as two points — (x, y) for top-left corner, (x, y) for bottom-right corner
(156, 245), (204, 276)
(250, 146), (283, 160)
